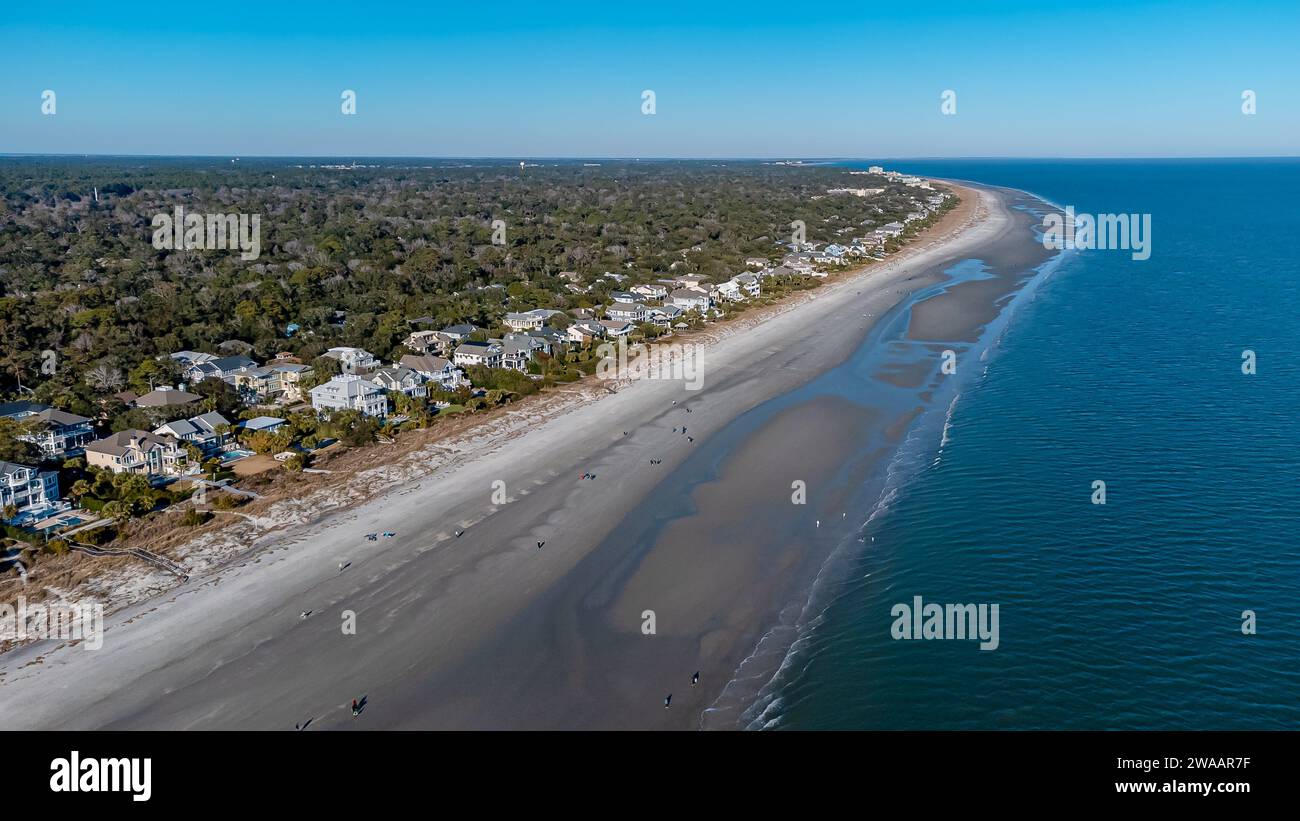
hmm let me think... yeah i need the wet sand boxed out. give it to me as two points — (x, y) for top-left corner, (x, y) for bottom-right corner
(0, 182), (1058, 731)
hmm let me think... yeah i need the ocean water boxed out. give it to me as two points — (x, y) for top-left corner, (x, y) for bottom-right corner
(762, 159), (1300, 729)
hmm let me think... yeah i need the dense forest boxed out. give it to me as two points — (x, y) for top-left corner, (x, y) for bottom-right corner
(0, 157), (935, 418)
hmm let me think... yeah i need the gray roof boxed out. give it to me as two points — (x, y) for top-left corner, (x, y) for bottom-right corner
(85, 429), (180, 457)
(242, 416), (286, 431)
(0, 460), (41, 479)
(134, 388), (202, 408)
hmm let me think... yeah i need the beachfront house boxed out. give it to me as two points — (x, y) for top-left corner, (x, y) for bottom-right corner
(0, 460), (63, 524)
(453, 341), (503, 369)
(153, 411), (232, 454)
(733, 273), (761, 298)
(646, 305), (684, 328)
(240, 416), (288, 435)
(309, 375), (388, 418)
(715, 279), (743, 301)
(598, 319), (634, 338)
(498, 335), (545, 372)
(84, 429), (188, 479)
(669, 289), (711, 312)
(398, 354), (464, 391)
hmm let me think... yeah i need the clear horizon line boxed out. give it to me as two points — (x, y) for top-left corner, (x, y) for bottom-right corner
(3, 152), (1299, 162)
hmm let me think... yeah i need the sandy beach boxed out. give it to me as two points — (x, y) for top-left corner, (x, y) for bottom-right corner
(0, 181), (1058, 730)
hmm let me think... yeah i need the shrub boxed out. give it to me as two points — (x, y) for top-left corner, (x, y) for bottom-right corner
(180, 509), (211, 527)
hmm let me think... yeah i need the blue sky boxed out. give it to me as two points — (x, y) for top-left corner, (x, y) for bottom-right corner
(2, 0), (1297, 158)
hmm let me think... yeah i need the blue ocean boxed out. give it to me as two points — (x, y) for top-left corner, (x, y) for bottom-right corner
(762, 159), (1300, 729)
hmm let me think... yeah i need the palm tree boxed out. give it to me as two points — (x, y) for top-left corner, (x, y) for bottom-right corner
(69, 479), (92, 502)
(102, 500), (131, 523)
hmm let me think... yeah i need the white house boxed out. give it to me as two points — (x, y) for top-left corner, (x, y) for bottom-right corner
(453, 341), (504, 368)
(733, 273), (761, 298)
(567, 321), (606, 344)
(309, 375), (388, 417)
(631, 283), (669, 299)
(715, 280), (744, 301)
(599, 320), (634, 338)
(606, 302), (647, 322)
(504, 311), (546, 332)
(240, 416), (288, 435)
(669, 289), (711, 312)
(0, 461), (63, 523)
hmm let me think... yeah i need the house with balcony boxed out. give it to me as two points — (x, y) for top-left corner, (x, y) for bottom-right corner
(0, 461), (64, 524)
(733, 273), (762, 298)
(632, 283), (669, 300)
(0, 401), (95, 459)
(646, 304), (684, 328)
(398, 354), (464, 390)
(227, 363), (314, 404)
(606, 302), (647, 323)
(370, 366), (428, 398)
(453, 341), (504, 369)
(566, 321), (606, 344)
(404, 329), (444, 355)
(84, 430), (188, 479)
(503, 310), (548, 332)
(154, 411), (232, 454)
(497, 335), (546, 372)
(669, 289), (711, 312)
(309, 375), (388, 418)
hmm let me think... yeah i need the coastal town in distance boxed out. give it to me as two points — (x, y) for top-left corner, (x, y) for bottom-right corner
(2, 0), (1297, 806)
